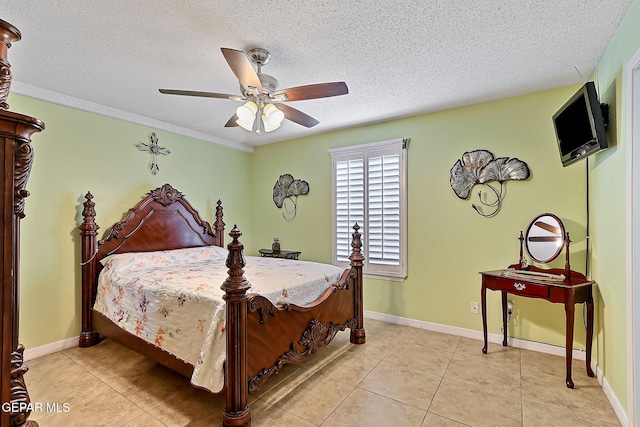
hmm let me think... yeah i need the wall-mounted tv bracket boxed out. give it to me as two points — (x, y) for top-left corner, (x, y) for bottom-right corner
(600, 103), (609, 127)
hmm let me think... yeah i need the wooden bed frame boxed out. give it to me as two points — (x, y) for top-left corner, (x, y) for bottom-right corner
(78, 183), (365, 426)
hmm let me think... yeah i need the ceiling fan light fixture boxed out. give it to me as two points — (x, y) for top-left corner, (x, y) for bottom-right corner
(236, 118), (254, 131)
(236, 101), (257, 123)
(263, 103), (285, 127)
(262, 117), (281, 133)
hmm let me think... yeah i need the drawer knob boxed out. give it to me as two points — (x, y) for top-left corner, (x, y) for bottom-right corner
(514, 282), (526, 291)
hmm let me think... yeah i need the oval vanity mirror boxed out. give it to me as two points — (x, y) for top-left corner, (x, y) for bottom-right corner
(524, 213), (566, 263)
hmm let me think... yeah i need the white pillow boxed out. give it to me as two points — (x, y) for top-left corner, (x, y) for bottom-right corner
(100, 245), (226, 271)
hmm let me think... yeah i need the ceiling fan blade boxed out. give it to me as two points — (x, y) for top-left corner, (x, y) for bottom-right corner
(276, 104), (319, 128)
(159, 89), (242, 101)
(220, 48), (263, 95)
(274, 82), (348, 102)
(225, 113), (239, 127)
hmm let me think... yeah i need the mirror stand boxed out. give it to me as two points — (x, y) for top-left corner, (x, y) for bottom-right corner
(515, 229), (572, 279)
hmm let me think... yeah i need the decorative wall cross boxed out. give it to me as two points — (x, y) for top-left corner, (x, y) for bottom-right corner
(136, 132), (170, 175)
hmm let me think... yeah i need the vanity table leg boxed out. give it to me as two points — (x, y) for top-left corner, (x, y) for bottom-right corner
(501, 291), (508, 346)
(564, 294), (576, 389)
(585, 291), (595, 377)
(481, 284), (488, 354)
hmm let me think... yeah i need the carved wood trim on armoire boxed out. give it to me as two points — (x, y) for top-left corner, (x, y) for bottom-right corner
(1, 19), (45, 427)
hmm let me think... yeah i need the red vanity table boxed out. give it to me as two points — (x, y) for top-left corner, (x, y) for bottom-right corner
(480, 213), (595, 389)
(480, 267), (595, 388)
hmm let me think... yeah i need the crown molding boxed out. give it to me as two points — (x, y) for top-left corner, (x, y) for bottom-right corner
(10, 81), (254, 153)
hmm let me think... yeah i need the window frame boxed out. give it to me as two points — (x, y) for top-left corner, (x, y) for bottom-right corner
(329, 138), (408, 281)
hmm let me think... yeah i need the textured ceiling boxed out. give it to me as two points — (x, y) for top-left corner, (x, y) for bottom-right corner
(3, 1), (633, 152)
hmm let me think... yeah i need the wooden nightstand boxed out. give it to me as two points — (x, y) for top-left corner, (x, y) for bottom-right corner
(258, 249), (301, 260)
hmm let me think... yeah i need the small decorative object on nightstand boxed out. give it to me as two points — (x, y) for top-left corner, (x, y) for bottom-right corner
(271, 237), (280, 253)
(258, 249), (301, 260)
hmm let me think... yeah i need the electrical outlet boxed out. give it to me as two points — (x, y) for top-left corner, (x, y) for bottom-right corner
(471, 302), (479, 314)
(506, 300), (515, 323)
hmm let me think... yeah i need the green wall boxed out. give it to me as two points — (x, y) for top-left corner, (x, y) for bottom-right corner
(8, 94), (253, 350)
(13, 85), (594, 355)
(589, 0), (640, 412)
(250, 87), (590, 347)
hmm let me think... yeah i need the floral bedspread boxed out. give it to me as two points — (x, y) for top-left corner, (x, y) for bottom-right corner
(94, 245), (344, 393)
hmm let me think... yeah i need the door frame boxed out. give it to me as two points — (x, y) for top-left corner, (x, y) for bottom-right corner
(626, 44), (640, 427)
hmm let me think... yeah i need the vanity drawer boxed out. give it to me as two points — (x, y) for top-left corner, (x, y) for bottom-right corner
(488, 277), (550, 298)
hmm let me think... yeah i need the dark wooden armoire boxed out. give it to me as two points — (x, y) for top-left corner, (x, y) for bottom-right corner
(0, 19), (44, 427)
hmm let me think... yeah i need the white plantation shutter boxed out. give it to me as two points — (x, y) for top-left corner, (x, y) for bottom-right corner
(367, 152), (400, 267)
(330, 138), (407, 280)
(335, 158), (364, 261)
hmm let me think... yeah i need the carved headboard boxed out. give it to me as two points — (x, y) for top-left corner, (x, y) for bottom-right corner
(90, 184), (224, 261)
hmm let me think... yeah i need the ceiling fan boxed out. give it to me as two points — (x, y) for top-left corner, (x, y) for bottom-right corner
(159, 47), (348, 134)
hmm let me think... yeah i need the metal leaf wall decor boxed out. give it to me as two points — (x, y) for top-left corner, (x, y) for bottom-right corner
(273, 174), (310, 221)
(450, 149), (530, 217)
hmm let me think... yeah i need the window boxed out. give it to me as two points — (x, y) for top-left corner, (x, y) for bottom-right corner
(329, 138), (408, 280)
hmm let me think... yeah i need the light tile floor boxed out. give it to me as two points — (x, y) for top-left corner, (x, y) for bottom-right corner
(24, 319), (620, 426)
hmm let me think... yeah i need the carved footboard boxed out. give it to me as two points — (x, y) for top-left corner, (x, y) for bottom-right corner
(221, 224), (365, 427)
(245, 268), (360, 392)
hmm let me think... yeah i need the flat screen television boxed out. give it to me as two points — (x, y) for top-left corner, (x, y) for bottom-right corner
(552, 81), (608, 167)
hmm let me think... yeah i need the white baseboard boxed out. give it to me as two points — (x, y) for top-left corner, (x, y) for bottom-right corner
(597, 364), (629, 427)
(364, 310), (589, 359)
(364, 309), (626, 426)
(23, 336), (78, 362)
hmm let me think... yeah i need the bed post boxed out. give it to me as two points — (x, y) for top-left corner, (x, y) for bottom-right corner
(221, 226), (251, 427)
(214, 199), (225, 247)
(79, 192), (100, 347)
(349, 223), (366, 344)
